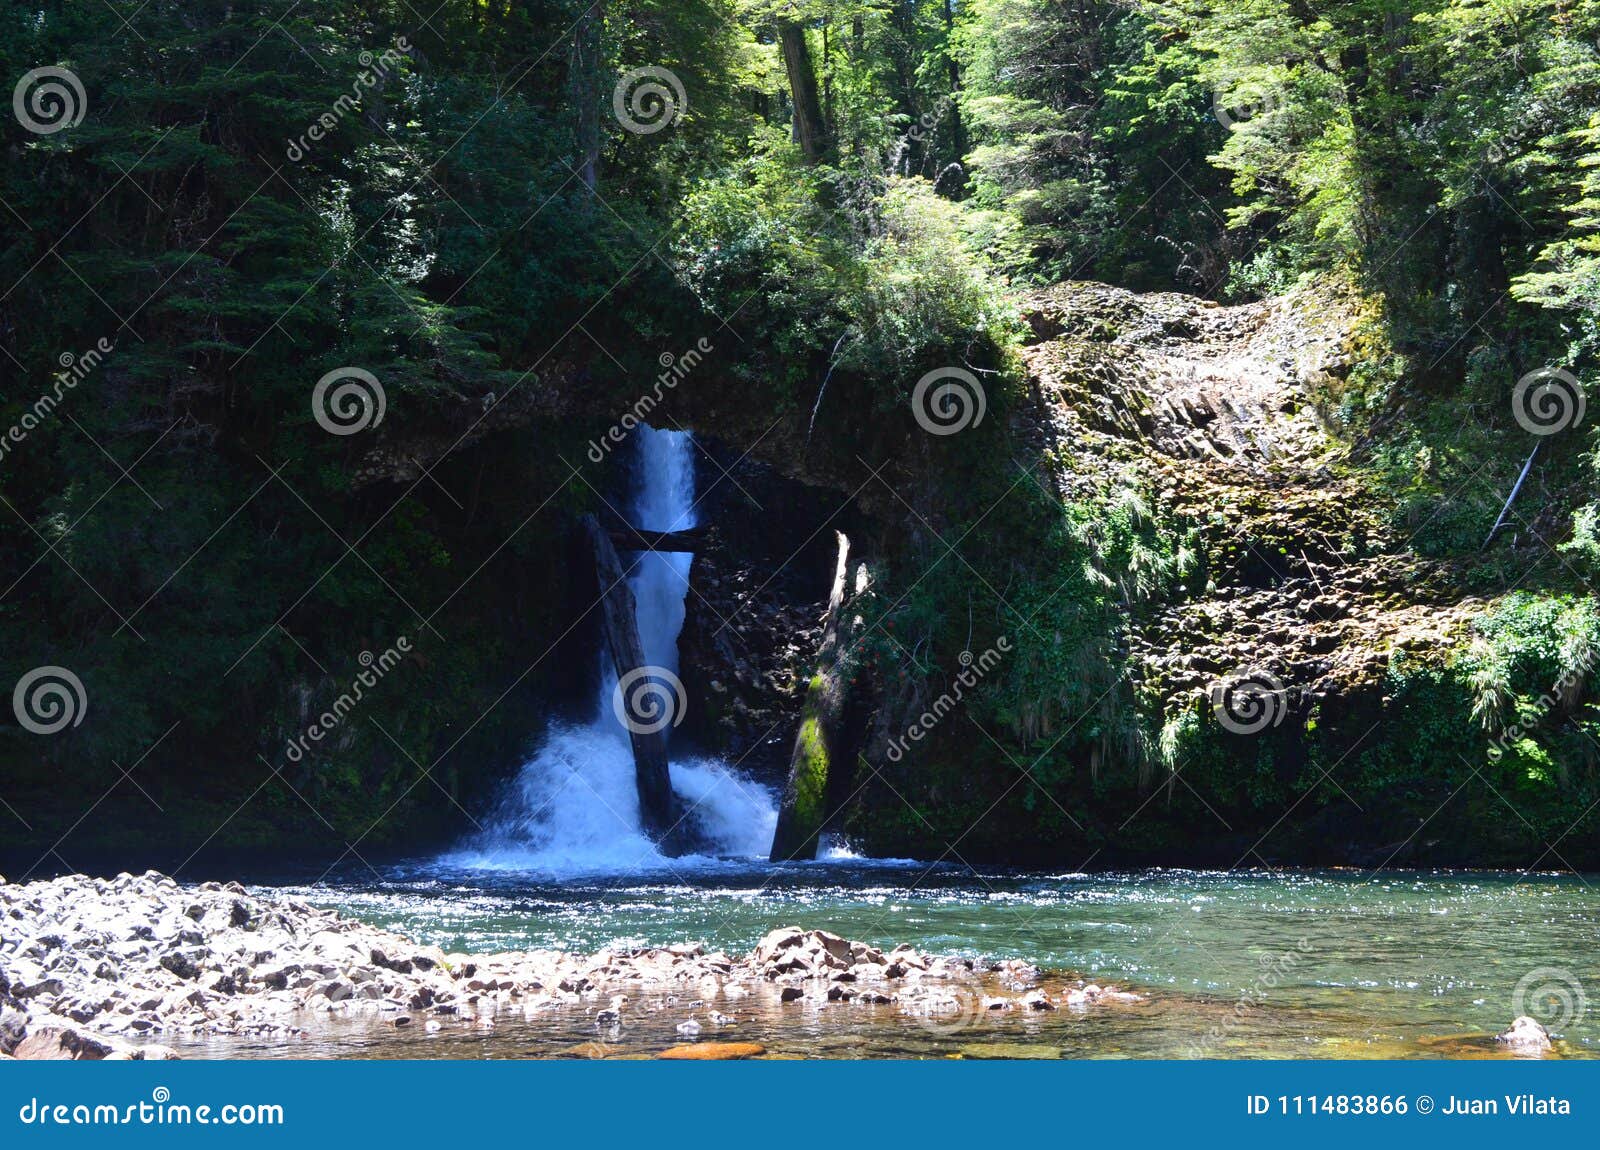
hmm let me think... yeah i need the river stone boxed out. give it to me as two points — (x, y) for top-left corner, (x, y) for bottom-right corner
(958, 1042), (1063, 1060)
(656, 1041), (766, 1060)
(13, 1025), (128, 1061)
(1020, 990), (1056, 1011)
(1495, 1016), (1553, 1054)
(159, 949), (206, 980)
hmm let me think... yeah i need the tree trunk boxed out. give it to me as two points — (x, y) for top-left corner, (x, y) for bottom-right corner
(582, 514), (678, 844)
(942, 0), (966, 164)
(778, 21), (829, 164)
(770, 531), (852, 861)
(570, 0), (605, 190)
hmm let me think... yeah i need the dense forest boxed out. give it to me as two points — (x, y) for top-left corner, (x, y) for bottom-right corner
(2, 0), (1598, 871)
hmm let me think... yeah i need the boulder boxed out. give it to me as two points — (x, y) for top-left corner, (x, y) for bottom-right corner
(754, 927), (806, 967)
(13, 1025), (132, 1061)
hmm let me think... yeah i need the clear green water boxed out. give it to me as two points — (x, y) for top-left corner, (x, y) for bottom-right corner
(199, 862), (1598, 1060)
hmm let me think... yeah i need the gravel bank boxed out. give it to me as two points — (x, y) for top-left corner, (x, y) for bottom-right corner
(0, 871), (1142, 1059)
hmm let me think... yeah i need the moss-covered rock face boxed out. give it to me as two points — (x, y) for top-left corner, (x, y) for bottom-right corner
(823, 279), (1600, 868)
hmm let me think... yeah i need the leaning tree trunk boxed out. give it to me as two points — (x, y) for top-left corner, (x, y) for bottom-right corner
(582, 515), (677, 844)
(778, 20), (829, 164)
(770, 531), (852, 861)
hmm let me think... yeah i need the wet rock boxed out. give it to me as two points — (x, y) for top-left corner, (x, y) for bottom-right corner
(656, 1041), (766, 1060)
(958, 1042), (1062, 1060)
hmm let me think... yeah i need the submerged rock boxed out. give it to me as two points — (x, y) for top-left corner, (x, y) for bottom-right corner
(656, 1041), (766, 1060)
(958, 1042), (1063, 1060)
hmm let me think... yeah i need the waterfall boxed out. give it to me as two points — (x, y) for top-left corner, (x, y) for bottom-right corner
(444, 425), (777, 874)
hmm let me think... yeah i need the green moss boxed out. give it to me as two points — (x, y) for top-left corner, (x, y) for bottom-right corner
(770, 676), (834, 860)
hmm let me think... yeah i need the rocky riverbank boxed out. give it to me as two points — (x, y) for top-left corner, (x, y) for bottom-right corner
(0, 871), (1143, 1060)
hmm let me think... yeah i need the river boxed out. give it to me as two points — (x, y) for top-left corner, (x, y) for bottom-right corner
(158, 862), (1596, 1060)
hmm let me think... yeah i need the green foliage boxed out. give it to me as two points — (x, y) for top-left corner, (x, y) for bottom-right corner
(4, 0), (1599, 868)
(1461, 593), (1600, 721)
(956, 0), (1234, 289)
(678, 164), (1018, 409)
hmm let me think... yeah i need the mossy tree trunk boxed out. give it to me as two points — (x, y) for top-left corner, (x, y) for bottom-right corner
(770, 530), (852, 860)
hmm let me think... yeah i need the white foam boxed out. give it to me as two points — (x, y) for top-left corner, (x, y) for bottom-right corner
(440, 425), (778, 877)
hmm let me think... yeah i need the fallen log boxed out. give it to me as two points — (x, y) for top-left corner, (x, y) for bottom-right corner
(606, 525), (709, 553)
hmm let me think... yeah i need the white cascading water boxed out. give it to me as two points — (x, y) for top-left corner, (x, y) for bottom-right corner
(445, 425), (776, 873)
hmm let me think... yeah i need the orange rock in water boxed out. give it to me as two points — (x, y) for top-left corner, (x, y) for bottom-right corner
(655, 1041), (766, 1060)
